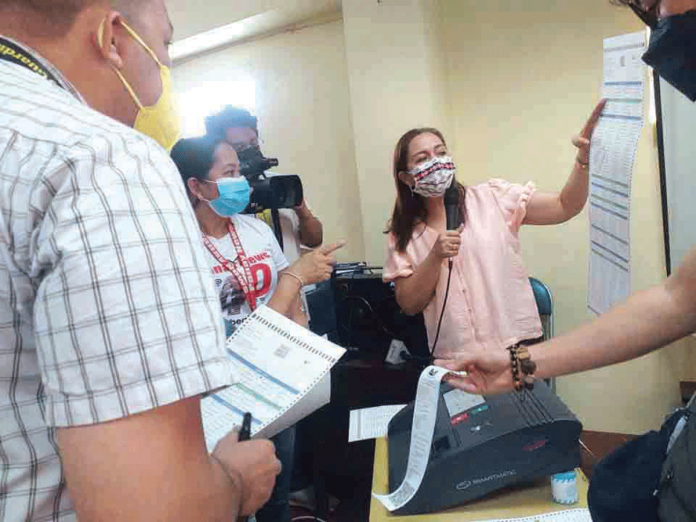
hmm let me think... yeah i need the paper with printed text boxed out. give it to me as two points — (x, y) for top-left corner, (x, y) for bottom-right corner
(588, 31), (646, 315)
(349, 404), (407, 443)
(201, 305), (345, 451)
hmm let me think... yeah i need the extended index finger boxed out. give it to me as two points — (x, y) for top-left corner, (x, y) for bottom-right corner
(319, 240), (347, 255)
(580, 98), (607, 139)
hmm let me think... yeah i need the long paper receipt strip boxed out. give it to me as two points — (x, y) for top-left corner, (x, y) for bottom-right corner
(373, 366), (451, 511)
(477, 510), (592, 522)
(201, 305), (346, 451)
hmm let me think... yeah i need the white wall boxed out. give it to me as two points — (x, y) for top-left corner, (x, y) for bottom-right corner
(342, 0), (451, 265)
(660, 76), (696, 272)
(173, 19), (365, 263)
(168, 0), (341, 40)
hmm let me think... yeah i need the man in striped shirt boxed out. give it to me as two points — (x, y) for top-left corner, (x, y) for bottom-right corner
(0, 1), (279, 520)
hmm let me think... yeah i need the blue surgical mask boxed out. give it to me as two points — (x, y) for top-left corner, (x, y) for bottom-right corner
(205, 177), (251, 216)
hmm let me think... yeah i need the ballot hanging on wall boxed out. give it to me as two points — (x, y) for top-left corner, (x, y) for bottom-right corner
(587, 31), (646, 315)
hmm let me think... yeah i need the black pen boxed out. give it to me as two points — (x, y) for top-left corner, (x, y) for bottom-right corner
(239, 412), (252, 442)
(239, 413), (253, 522)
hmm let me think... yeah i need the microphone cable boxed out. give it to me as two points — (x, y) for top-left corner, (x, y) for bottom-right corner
(429, 258), (453, 359)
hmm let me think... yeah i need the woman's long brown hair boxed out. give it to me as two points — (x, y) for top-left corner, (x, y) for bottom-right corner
(387, 128), (467, 252)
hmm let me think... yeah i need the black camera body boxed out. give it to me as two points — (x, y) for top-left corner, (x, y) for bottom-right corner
(237, 147), (303, 211)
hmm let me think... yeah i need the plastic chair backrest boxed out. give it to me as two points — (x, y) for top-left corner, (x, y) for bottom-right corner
(529, 277), (553, 317)
(529, 277), (555, 391)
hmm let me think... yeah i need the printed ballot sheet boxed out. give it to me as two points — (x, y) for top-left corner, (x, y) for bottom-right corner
(588, 31), (646, 315)
(349, 405), (407, 443)
(201, 305), (345, 452)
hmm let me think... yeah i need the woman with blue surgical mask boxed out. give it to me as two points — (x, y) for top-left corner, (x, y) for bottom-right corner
(171, 136), (342, 522)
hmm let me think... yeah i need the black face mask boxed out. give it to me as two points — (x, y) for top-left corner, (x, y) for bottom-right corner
(643, 10), (696, 102)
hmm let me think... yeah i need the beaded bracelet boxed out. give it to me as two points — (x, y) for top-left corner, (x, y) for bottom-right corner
(507, 344), (537, 392)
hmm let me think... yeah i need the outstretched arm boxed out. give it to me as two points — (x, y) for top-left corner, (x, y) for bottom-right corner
(439, 245), (696, 394)
(524, 99), (606, 226)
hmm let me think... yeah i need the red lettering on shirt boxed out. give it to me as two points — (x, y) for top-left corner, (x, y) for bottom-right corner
(212, 252), (270, 275)
(247, 252), (272, 264)
(251, 262), (272, 299)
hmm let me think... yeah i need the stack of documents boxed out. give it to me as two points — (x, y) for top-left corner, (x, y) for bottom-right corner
(201, 305), (346, 451)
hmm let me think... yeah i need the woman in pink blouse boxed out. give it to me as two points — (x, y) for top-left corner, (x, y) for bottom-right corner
(384, 101), (605, 360)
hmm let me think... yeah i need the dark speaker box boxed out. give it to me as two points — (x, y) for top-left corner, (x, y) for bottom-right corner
(333, 272), (429, 359)
(305, 279), (339, 342)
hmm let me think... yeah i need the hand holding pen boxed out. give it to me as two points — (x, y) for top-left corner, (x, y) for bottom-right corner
(211, 412), (280, 519)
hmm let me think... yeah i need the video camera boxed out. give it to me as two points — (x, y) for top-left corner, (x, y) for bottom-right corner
(237, 147), (303, 211)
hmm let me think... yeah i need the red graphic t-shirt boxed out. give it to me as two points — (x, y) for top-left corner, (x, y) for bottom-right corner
(204, 214), (289, 337)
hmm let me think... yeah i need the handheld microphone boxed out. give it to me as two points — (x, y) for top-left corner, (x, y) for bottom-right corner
(444, 182), (460, 230)
(431, 181), (459, 358)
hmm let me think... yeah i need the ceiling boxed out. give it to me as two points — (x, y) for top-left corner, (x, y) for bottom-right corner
(167, 0), (343, 42)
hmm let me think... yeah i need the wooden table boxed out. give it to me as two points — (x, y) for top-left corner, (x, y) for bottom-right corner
(579, 431), (637, 479)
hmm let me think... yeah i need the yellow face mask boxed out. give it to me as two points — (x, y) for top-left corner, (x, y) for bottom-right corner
(98, 21), (181, 151)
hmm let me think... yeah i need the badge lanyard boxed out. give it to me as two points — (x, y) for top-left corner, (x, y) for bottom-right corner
(203, 220), (257, 311)
(0, 37), (63, 87)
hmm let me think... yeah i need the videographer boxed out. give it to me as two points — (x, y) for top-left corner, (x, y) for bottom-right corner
(205, 106), (324, 264)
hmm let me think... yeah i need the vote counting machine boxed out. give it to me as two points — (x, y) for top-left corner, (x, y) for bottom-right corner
(387, 381), (583, 515)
